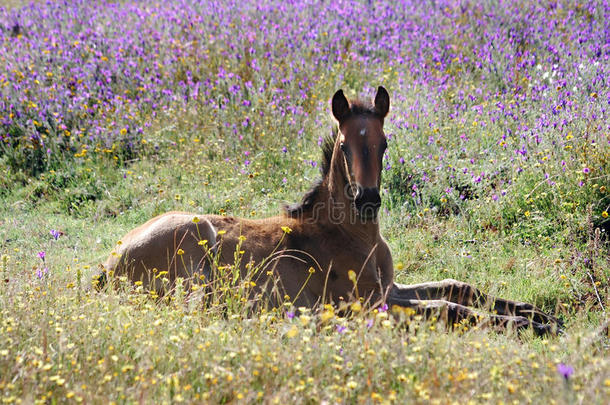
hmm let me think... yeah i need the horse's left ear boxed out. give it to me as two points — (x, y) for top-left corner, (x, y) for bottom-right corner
(332, 89), (350, 123)
(374, 86), (390, 118)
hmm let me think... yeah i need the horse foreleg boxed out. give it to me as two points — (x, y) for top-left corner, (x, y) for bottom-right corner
(388, 295), (555, 336)
(389, 280), (561, 328)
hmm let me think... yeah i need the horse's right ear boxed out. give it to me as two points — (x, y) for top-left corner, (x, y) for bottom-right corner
(332, 89), (350, 123)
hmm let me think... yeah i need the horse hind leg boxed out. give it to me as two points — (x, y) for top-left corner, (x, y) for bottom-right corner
(92, 217), (218, 293)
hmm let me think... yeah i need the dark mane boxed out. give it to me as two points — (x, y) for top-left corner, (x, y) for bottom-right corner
(320, 131), (336, 176)
(284, 131), (336, 218)
(283, 178), (324, 218)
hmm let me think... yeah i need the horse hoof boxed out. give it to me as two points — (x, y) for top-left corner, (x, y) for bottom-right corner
(531, 321), (565, 337)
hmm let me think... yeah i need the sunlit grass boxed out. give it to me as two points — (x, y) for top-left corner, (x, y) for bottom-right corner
(0, 255), (608, 403)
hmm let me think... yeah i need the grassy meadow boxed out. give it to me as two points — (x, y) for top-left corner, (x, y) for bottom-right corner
(0, 0), (609, 403)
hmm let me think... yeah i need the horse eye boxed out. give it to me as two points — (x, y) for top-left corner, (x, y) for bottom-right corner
(340, 142), (347, 153)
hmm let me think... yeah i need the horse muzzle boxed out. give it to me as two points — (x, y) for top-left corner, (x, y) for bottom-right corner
(355, 187), (381, 220)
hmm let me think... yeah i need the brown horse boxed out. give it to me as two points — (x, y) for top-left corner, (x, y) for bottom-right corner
(100, 87), (561, 335)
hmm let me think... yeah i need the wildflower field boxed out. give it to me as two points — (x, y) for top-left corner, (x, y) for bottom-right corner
(1, 0), (609, 403)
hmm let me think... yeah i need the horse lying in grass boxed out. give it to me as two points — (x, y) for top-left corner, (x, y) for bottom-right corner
(99, 86), (562, 335)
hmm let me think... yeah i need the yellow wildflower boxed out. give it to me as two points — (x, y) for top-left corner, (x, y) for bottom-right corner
(320, 310), (334, 322)
(286, 325), (299, 338)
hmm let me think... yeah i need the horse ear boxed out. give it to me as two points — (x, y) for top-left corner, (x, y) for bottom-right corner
(374, 86), (390, 118)
(332, 89), (350, 123)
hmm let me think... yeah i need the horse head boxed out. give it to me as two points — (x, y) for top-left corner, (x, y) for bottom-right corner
(331, 86), (390, 222)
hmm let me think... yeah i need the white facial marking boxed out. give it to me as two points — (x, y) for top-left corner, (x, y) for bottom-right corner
(359, 128), (366, 136)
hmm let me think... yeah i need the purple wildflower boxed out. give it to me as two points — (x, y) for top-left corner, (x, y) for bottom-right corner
(557, 363), (574, 380)
(38, 251), (46, 261)
(286, 311), (295, 319)
(50, 229), (61, 240)
(36, 267), (48, 279)
(336, 325), (347, 334)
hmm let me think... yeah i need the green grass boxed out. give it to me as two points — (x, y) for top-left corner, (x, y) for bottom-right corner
(1, 117), (608, 402)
